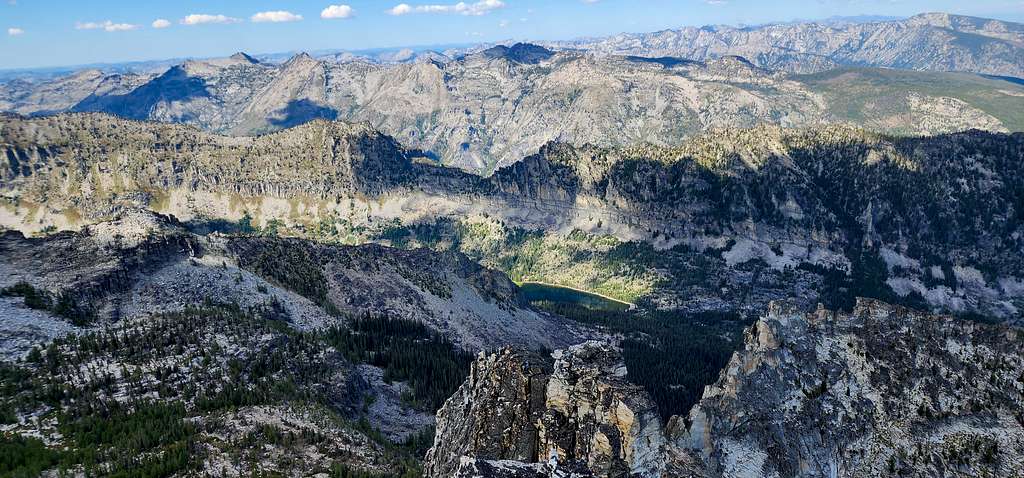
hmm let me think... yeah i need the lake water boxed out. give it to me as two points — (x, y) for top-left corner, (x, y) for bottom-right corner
(518, 282), (631, 311)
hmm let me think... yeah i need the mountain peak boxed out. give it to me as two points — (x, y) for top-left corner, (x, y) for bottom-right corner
(283, 52), (318, 68)
(481, 43), (554, 64)
(229, 52), (259, 64)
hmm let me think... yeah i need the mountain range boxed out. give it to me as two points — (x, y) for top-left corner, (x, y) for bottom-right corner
(2, 12), (1024, 172)
(2, 10), (1024, 478)
(555, 12), (1024, 77)
(2, 113), (1022, 321)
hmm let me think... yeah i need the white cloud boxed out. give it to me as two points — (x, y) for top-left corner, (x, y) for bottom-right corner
(388, 0), (505, 16)
(180, 14), (242, 25)
(581, 0), (599, 3)
(251, 11), (303, 23)
(321, 4), (356, 19)
(7, 27), (23, 36)
(105, 22), (137, 31)
(76, 20), (139, 32)
(152, 19), (171, 29)
(389, 4), (413, 15)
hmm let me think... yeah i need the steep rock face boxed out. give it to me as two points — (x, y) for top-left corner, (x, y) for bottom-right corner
(0, 113), (423, 202)
(499, 127), (1024, 288)
(680, 299), (1024, 477)
(426, 342), (667, 478)
(2, 114), (1023, 320)
(452, 459), (596, 478)
(425, 349), (553, 478)
(541, 343), (667, 477)
(428, 300), (1024, 477)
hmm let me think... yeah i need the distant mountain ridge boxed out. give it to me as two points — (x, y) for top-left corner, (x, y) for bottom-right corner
(554, 12), (1024, 77)
(3, 35), (1023, 172)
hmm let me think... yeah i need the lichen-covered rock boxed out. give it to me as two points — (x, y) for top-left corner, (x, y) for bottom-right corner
(425, 348), (553, 478)
(540, 342), (667, 477)
(428, 300), (1024, 477)
(679, 299), (1024, 477)
(452, 457), (596, 478)
(425, 341), (668, 478)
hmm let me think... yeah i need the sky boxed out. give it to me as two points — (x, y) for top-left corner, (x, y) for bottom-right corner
(2, 0), (1024, 70)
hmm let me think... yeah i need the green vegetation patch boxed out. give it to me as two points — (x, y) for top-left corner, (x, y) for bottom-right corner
(233, 240), (338, 314)
(798, 68), (1024, 132)
(324, 315), (472, 411)
(0, 434), (61, 478)
(370, 218), (662, 304)
(0, 302), (463, 477)
(1, 282), (96, 326)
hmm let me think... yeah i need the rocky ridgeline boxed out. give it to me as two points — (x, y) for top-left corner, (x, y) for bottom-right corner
(426, 300), (1024, 477)
(0, 113), (426, 200)
(0, 210), (588, 353)
(4, 23), (1024, 171)
(3, 114), (1023, 320)
(558, 13), (1024, 78)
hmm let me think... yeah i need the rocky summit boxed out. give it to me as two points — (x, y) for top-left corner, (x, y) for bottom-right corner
(426, 299), (1024, 477)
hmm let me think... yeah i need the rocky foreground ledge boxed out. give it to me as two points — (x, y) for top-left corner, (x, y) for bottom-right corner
(425, 299), (1024, 477)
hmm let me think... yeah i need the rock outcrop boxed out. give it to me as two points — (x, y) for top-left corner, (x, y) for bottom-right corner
(428, 300), (1024, 477)
(541, 343), (666, 477)
(427, 342), (668, 478)
(425, 349), (553, 478)
(679, 299), (1024, 478)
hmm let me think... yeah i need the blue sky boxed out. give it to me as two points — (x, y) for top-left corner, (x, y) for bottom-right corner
(2, 0), (1024, 70)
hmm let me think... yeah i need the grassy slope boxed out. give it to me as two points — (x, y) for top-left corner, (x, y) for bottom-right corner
(797, 68), (1024, 132)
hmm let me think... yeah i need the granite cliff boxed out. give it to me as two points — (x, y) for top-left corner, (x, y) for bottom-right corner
(426, 300), (1024, 477)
